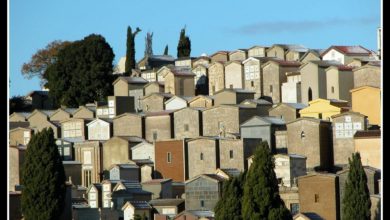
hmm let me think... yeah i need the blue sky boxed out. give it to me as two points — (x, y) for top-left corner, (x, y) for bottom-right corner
(9, 0), (381, 97)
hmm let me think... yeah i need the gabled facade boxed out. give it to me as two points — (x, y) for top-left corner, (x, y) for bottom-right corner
(269, 103), (307, 123)
(9, 127), (33, 146)
(122, 201), (152, 220)
(141, 93), (173, 112)
(208, 61), (225, 95)
(228, 49), (248, 61)
(210, 51), (229, 63)
(9, 112), (31, 122)
(141, 179), (172, 199)
(87, 183), (102, 208)
(61, 118), (90, 141)
(213, 89), (255, 106)
(192, 56), (211, 67)
(112, 76), (148, 111)
(185, 174), (226, 211)
(49, 108), (77, 121)
(325, 65), (354, 103)
(27, 110), (60, 138)
(354, 130), (381, 169)
(299, 98), (349, 121)
(240, 116), (286, 152)
(224, 61), (244, 89)
(144, 110), (175, 142)
(160, 68), (195, 96)
(102, 136), (145, 171)
(299, 49), (323, 63)
(281, 71), (302, 103)
(174, 107), (203, 139)
(300, 60), (344, 104)
(331, 112), (367, 167)
(247, 45), (268, 58)
(262, 60), (301, 103)
(192, 64), (209, 95)
(113, 113), (145, 138)
(87, 118), (113, 141)
(72, 105), (96, 119)
(154, 140), (186, 182)
(286, 117), (333, 171)
(188, 95), (213, 108)
(131, 141), (155, 163)
(143, 81), (165, 96)
(165, 96), (191, 110)
(109, 163), (140, 182)
(353, 62), (381, 89)
(321, 45), (373, 65)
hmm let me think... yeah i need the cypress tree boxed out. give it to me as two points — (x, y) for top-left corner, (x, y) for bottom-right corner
(215, 172), (245, 220)
(21, 128), (66, 220)
(242, 141), (292, 220)
(164, 44), (169, 55)
(342, 152), (371, 220)
(125, 26), (141, 74)
(177, 27), (191, 58)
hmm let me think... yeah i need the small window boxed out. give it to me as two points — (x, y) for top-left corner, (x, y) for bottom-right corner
(167, 152), (172, 163)
(229, 150), (233, 159)
(270, 85), (273, 93)
(331, 86), (335, 93)
(251, 81), (254, 87)
(184, 124), (189, 131)
(230, 84), (233, 89)
(200, 153), (204, 160)
(315, 194), (319, 203)
(301, 131), (305, 138)
(319, 113), (323, 119)
(200, 200), (204, 207)
(153, 131), (158, 141)
(212, 86), (216, 93)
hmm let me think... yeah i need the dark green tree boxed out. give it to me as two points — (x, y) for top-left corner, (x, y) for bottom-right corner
(9, 95), (31, 114)
(242, 141), (292, 220)
(134, 212), (148, 220)
(164, 44), (169, 55)
(125, 26), (141, 74)
(44, 34), (115, 107)
(21, 128), (66, 220)
(342, 152), (371, 220)
(177, 27), (191, 58)
(215, 172), (245, 220)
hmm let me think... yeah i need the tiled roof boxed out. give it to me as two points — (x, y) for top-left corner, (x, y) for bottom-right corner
(202, 174), (228, 182)
(308, 60), (344, 68)
(9, 122), (30, 130)
(130, 201), (152, 209)
(131, 159), (154, 166)
(117, 136), (146, 143)
(117, 76), (149, 84)
(267, 59), (301, 67)
(322, 45), (372, 56)
(41, 110), (56, 117)
(261, 116), (286, 125)
(241, 99), (273, 105)
(185, 210), (215, 218)
(219, 168), (241, 177)
(63, 108), (78, 114)
(149, 55), (175, 62)
(145, 110), (176, 117)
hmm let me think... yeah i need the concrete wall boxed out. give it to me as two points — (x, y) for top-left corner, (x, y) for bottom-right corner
(298, 175), (339, 220)
(9, 147), (25, 191)
(326, 68), (353, 103)
(211, 54), (228, 63)
(154, 140), (185, 182)
(187, 138), (218, 179)
(287, 119), (332, 170)
(229, 51), (247, 61)
(243, 59), (262, 98)
(225, 62), (244, 89)
(332, 113), (366, 166)
(185, 177), (222, 211)
(275, 130), (288, 153)
(114, 80), (129, 96)
(113, 114), (144, 137)
(128, 86), (145, 111)
(88, 120), (111, 141)
(102, 137), (130, 171)
(9, 128), (32, 146)
(175, 76), (195, 96)
(142, 94), (165, 112)
(63, 163), (82, 186)
(132, 142), (155, 163)
(28, 115), (60, 138)
(301, 63), (325, 105)
(219, 139), (245, 171)
(174, 108), (202, 139)
(145, 115), (173, 142)
(355, 137), (381, 169)
(269, 104), (298, 123)
(202, 106), (240, 136)
(322, 49), (344, 64)
(189, 97), (213, 108)
(141, 165), (154, 183)
(351, 87), (381, 125)
(266, 46), (285, 60)
(301, 52), (321, 63)
(248, 47), (266, 57)
(354, 66), (381, 88)
(208, 62), (225, 95)
(144, 83), (164, 96)
(282, 81), (301, 103)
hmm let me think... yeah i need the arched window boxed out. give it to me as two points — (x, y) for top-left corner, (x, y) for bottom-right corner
(308, 87), (313, 102)
(200, 153), (204, 160)
(331, 86), (335, 93)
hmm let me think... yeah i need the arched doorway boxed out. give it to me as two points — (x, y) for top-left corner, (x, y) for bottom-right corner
(308, 87), (313, 102)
